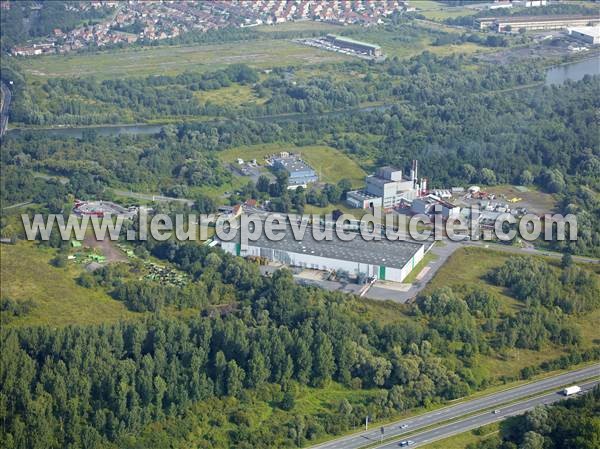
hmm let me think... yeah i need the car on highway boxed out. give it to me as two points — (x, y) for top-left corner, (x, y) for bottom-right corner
(493, 409), (501, 414)
(399, 440), (414, 447)
(399, 424), (409, 429)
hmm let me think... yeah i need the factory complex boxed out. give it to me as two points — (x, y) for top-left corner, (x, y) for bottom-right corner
(346, 161), (425, 210)
(567, 26), (600, 45)
(219, 222), (429, 284)
(270, 153), (318, 188)
(324, 34), (382, 57)
(475, 14), (599, 32)
(297, 34), (384, 60)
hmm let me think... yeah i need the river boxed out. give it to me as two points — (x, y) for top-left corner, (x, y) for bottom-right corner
(5, 104), (391, 139)
(545, 56), (600, 86)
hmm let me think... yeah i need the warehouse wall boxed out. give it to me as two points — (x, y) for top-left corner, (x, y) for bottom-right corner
(221, 240), (427, 284)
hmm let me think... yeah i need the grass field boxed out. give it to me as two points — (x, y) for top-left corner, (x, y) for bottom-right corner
(194, 84), (269, 107)
(423, 246), (521, 312)
(423, 246), (600, 379)
(0, 242), (136, 327)
(18, 39), (349, 80)
(343, 26), (488, 60)
(413, 0), (478, 21)
(484, 184), (558, 215)
(218, 143), (367, 187)
(422, 423), (500, 449)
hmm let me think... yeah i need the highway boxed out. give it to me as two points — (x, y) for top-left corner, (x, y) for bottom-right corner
(1, 81), (11, 137)
(309, 364), (600, 449)
(375, 379), (600, 449)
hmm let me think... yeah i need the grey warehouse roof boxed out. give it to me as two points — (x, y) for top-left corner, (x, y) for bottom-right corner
(274, 157), (315, 174)
(229, 222), (425, 269)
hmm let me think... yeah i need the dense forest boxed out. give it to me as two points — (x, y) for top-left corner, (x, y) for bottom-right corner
(2, 232), (598, 448)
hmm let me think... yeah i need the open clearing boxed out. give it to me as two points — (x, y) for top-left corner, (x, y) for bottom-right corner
(414, 0), (478, 21)
(423, 246), (600, 379)
(194, 84), (269, 107)
(18, 39), (350, 80)
(485, 184), (558, 214)
(422, 423), (500, 449)
(219, 143), (367, 187)
(0, 242), (135, 327)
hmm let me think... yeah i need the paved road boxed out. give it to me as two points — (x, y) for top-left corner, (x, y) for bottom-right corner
(366, 241), (460, 303)
(1, 81), (11, 137)
(463, 240), (600, 264)
(309, 364), (600, 449)
(111, 189), (194, 206)
(2, 201), (32, 210)
(375, 379), (600, 449)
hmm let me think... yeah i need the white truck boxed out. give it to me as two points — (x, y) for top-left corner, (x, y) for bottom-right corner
(563, 385), (582, 396)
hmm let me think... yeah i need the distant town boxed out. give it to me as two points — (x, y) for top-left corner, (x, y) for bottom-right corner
(6, 0), (409, 57)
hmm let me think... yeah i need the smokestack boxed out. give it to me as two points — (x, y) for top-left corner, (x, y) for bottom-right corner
(414, 160), (418, 183)
(421, 178), (427, 196)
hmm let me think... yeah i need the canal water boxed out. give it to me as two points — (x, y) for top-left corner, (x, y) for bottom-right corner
(545, 56), (600, 86)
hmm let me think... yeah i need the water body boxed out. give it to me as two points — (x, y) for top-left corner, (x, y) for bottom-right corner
(6, 123), (165, 139)
(6, 104), (391, 139)
(545, 56), (600, 86)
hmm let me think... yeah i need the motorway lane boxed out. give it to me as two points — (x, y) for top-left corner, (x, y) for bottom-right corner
(310, 364), (600, 449)
(375, 379), (600, 449)
(1, 81), (11, 137)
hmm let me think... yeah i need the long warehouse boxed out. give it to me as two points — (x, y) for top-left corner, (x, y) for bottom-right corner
(219, 222), (428, 283)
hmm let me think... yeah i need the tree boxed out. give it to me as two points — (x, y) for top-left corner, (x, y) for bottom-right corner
(225, 360), (245, 397)
(280, 391), (295, 411)
(462, 164), (476, 183)
(480, 168), (496, 185)
(338, 398), (353, 417)
(519, 431), (544, 449)
(561, 252), (573, 269)
(195, 194), (217, 214)
(247, 347), (269, 388)
(519, 170), (534, 185)
(337, 179), (353, 197)
(256, 175), (270, 193)
(312, 331), (335, 386)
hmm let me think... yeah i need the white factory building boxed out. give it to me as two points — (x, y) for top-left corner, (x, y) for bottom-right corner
(219, 222), (429, 283)
(347, 161), (425, 210)
(411, 194), (461, 220)
(567, 26), (600, 45)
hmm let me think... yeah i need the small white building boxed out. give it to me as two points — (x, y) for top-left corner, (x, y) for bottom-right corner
(411, 194), (461, 219)
(346, 190), (383, 209)
(512, 0), (547, 8)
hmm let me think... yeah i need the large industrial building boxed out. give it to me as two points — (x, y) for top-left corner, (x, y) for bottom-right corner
(325, 34), (382, 57)
(567, 26), (600, 45)
(346, 161), (425, 210)
(271, 153), (318, 188)
(219, 222), (428, 283)
(475, 15), (599, 32)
